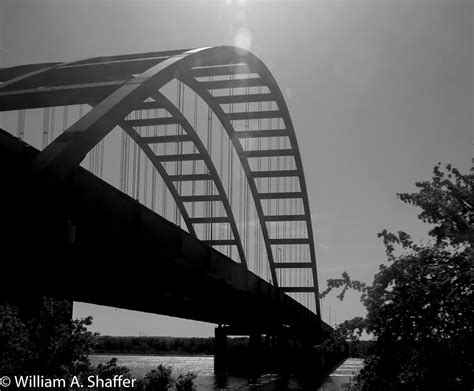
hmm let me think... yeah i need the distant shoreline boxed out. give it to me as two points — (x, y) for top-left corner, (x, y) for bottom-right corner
(93, 335), (216, 357)
(91, 352), (213, 357)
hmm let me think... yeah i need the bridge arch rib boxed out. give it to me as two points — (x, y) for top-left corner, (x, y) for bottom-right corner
(0, 46), (320, 316)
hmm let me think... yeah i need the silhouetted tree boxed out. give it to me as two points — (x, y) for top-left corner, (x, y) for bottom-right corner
(322, 164), (474, 390)
(0, 298), (95, 378)
(0, 299), (199, 390)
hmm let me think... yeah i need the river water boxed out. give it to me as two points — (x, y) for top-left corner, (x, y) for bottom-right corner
(90, 355), (363, 390)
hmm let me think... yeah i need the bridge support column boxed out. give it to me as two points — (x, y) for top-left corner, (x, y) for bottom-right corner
(214, 325), (228, 375)
(274, 330), (290, 375)
(294, 338), (317, 378)
(248, 332), (262, 374)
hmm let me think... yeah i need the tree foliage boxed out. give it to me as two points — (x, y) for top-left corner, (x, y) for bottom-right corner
(0, 298), (95, 378)
(398, 164), (473, 247)
(141, 365), (175, 391)
(322, 164), (474, 390)
(136, 364), (196, 391)
(94, 336), (214, 355)
(95, 357), (132, 380)
(0, 299), (198, 391)
(174, 373), (197, 391)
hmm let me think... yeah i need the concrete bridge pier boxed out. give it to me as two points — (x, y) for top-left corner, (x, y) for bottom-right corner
(248, 332), (263, 375)
(273, 329), (291, 375)
(213, 326), (296, 376)
(213, 327), (266, 376)
(214, 325), (228, 375)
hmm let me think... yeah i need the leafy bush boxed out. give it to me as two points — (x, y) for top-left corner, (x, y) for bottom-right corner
(95, 357), (131, 380)
(136, 365), (197, 391)
(175, 372), (197, 391)
(141, 364), (175, 391)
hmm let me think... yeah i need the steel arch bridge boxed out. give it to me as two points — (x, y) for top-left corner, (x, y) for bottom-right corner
(0, 46), (321, 317)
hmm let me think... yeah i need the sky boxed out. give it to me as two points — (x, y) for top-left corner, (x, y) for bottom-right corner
(0, 0), (472, 337)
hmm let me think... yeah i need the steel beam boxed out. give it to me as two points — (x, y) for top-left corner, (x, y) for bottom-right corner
(214, 93), (275, 105)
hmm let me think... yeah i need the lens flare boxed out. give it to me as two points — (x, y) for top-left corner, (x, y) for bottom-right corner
(234, 28), (252, 51)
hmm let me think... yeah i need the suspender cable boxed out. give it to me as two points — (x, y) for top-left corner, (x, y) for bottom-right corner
(136, 110), (142, 201)
(192, 93), (198, 218)
(17, 110), (25, 140)
(151, 108), (158, 211)
(290, 170), (294, 269)
(99, 139), (104, 179)
(49, 107), (55, 144)
(162, 111), (168, 219)
(120, 131), (125, 192)
(174, 83), (180, 224)
(298, 197), (302, 263)
(229, 138), (233, 258)
(121, 115), (128, 193)
(90, 143), (96, 174)
(42, 107), (50, 150)
(240, 78), (247, 260)
(244, 78), (250, 263)
(93, 118), (99, 175)
(131, 110), (137, 199)
(267, 101), (272, 283)
(245, 139), (250, 263)
(276, 114), (281, 283)
(174, 81), (182, 225)
(63, 106), (68, 132)
(205, 74), (212, 241)
(144, 109), (149, 206)
(239, 149), (244, 245)
(95, 142), (99, 175)
(227, 74), (233, 257)
(96, 142), (100, 177)
(132, 138), (137, 198)
(89, 121), (95, 173)
(256, 86), (262, 276)
(207, 101), (213, 241)
(179, 82), (185, 226)
(125, 124), (130, 195)
(219, 124), (224, 241)
(282, 119), (287, 268)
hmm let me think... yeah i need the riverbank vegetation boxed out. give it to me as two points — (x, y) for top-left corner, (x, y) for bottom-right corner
(322, 164), (473, 390)
(94, 359), (196, 391)
(0, 299), (197, 390)
(93, 335), (277, 356)
(94, 336), (215, 355)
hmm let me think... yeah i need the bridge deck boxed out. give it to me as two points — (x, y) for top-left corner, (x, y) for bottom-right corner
(0, 129), (330, 340)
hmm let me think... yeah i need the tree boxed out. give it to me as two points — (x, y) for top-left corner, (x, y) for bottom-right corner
(0, 297), (96, 379)
(0, 298), (198, 391)
(0, 303), (31, 375)
(322, 164), (473, 390)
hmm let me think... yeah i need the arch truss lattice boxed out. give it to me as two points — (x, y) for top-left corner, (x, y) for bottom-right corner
(0, 46), (320, 316)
